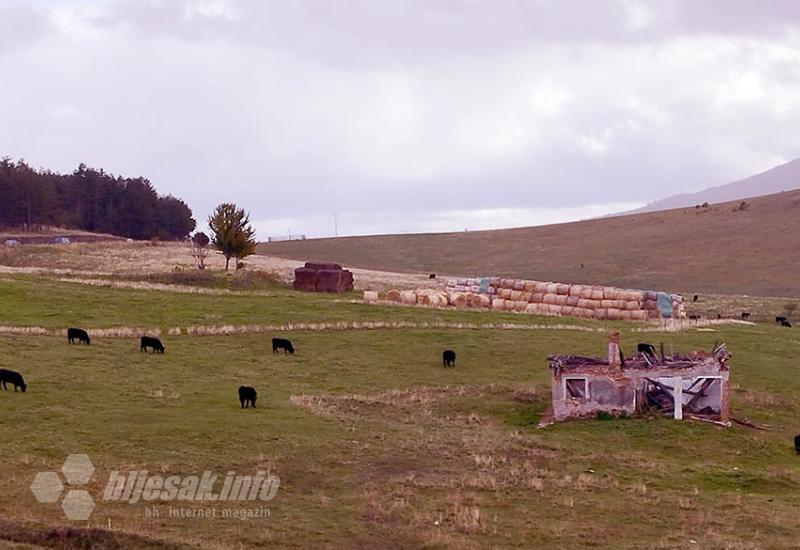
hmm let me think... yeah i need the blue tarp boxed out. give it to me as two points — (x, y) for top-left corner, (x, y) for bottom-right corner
(478, 277), (490, 294)
(656, 292), (673, 318)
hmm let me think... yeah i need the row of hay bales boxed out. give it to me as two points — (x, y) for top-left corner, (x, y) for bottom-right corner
(368, 277), (684, 322)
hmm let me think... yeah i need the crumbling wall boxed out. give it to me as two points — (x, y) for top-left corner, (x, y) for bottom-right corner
(294, 262), (354, 293)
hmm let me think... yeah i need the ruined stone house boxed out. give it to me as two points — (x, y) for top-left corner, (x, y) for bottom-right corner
(541, 333), (731, 425)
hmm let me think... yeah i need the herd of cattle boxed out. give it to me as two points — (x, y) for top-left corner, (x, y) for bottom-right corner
(686, 296), (794, 326)
(2, 322), (798, 454)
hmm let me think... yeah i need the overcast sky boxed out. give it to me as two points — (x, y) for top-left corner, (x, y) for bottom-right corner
(2, 0), (799, 238)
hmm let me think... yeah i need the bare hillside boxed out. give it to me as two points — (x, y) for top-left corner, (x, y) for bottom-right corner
(629, 158), (800, 214)
(259, 189), (800, 297)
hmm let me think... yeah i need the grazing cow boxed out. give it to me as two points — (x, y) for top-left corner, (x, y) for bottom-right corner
(693, 294), (699, 303)
(776, 316), (788, 324)
(688, 314), (701, 321)
(442, 349), (456, 368)
(637, 343), (657, 358)
(741, 312), (751, 320)
(0, 369), (27, 392)
(272, 338), (294, 354)
(67, 327), (91, 345)
(238, 386), (257, 409)
(781, 320), (793, 328)
(140, 336), (165, 353)
(428, 273), (436, 279)
(795, 434), (800, 455)
(717, 313), (722, 320)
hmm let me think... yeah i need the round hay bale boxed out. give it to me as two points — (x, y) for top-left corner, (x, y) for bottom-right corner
(620, 310), (634, 320)
(566, 296), (580, 307)
(603, 288), (618, 300)
(531, 293), (545, 303)
(555, 294), (568, 305)
(504, 299), (516, 311)
(524, 303), (541, 314)
(477, 294), (491, 308)
(607, 308), (622, 321)
(514, 300), (528, 312)
(626, 300), (640, 310)
(569, 284), (583, 296)
(385, 289), (402, 303)
(546, 304), (562, 314)
(500, 278), (515, 289)
(556, 283), (570, 295)
(629, 291), (645, 302)
(400, 290), (417, 304)
(560, 306), (575, 316)
(644, 291), (658, 301)
(631, 310), (648, 321)
(492, 299), (505, 310)
(523, 281), (537, 292)
(466, 278), (476, 286)
(577, 307), (594, 318)
(534, 282), (549, 293)
(498, 288), (512, 300)
(594, 308), (608, 320)
(363, 291), (379, 303)
(543, 293), (558, 305)
(591, 289), (604, 300)
(513, 281), (525, 291)
(577, 298), (593, 309)
(601, 299), (623, 309)
(489, 277), (500, 286)
(448, 292), (468, 307)
(519, 291), (530, 302)
(545, 283), (558, 294)
(510, 290), (523, 301)
(643, 300), (658, 311)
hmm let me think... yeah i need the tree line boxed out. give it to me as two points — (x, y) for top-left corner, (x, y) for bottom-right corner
(0, 158), (195, 240)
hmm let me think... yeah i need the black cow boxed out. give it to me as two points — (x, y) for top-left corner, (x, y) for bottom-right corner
(428, 273), (437, 279)
(688, 314), (701, 321)
(781, 320), (793, 328)
(795, 434), (800, 455)
(140, 336), (165, 353)
(637, 343), (657, 358)
(67, 327), (91, 345)
(272, 338), (294, 354)
(776, 316), (788, 324)
(693, 294), (699, 303)
(0, 369), (27, 392)
(442, 350), (456, 368)
(741, 312), (751, 320)
(238, 386), (257, 409)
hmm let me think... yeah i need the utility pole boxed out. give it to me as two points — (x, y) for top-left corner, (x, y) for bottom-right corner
(333, 213), (339, 238)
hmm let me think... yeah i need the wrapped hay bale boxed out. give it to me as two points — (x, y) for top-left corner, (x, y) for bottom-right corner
(580, 288), (594, 300)
(363, 291), (379, 303)
(489, 277), (500, 286)
(487, 287), (496, 295)
(631, 310), (648, 321)
(510, 290), (523, 301)
(400, 290), (417, 305)
(546, 304), (562, 315)
(643, 300), (658, 311)
(591, 289), (604, 300)
(457, 278), (468, 286)
(566, 296), (580, 307)
(625, 300), (640, 310)
(513, 281), (525, 291)
(576, 307), (594, 318)
(500, 278), (515, 289)
(466, 278), (476, 286)
(498, 288), (513, 300)
(385, 289), (402, 303)
(447, 293), (469, 307)
(644, 291), (658, 302)
(543, 293), (558, 305)
(531, 293), (545, 303)
(524, 281), (537, 292)
(477, 294), (491, 308)
(629, 291), (645, 302)
(545, 283), (558, 294)
(601, 299), (624, 309)
(560, 306), (575, 316)
(577, 298), (593, 309)
(568, 284), (583, 296)
(492, 299), (505, 311)
(514, 300), (528, 312)
(555, 294), (568, 305)
(504, 300), (516, 311)
(556, 283), (570, 295)
(620, 310), (634, 321)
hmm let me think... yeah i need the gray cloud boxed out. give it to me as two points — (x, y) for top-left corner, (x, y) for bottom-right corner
(1, 0), (799, 237)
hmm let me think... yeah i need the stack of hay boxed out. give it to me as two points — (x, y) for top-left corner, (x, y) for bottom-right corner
(443, 277), (684, 321)
(293, 262), (354, 293)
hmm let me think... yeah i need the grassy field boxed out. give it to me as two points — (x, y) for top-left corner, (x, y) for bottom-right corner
(259, 189), (800, 298)
(1, 275), (799, 548)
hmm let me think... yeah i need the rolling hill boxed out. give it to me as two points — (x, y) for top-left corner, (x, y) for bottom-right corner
(629, 157), (800, 214)
(259, 189), (800, 297)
